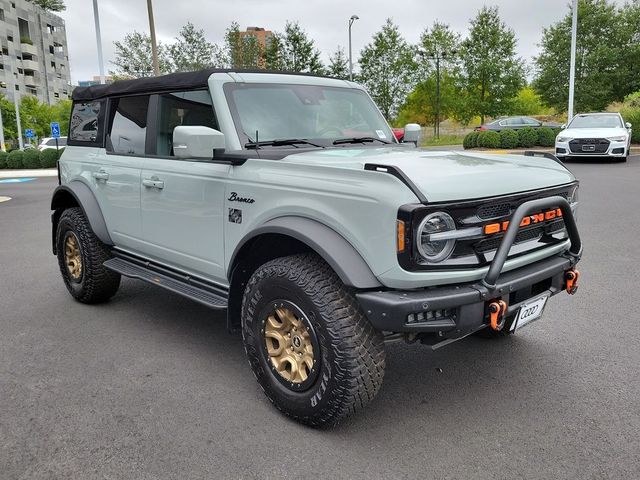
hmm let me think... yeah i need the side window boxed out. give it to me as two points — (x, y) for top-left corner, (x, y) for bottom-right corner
(108, 95), (150, 155)
(69, 101), (102, 143)
(156, 90), (216, 156)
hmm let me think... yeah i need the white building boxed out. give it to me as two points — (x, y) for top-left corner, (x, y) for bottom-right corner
(0, 0), (71, 104)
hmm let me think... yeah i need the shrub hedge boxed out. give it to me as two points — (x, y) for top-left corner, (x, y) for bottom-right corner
(463, 131), (480, 149)
(499, 129), (519, 149)
(536, 127), (556, 147)
(477, 130), (500, 148)
(22, 149), (41, 169)
(0, 151), (7, 169)
(517, 127), (538, 148)
(40, 149), (58, 168)
(6, 150), (24, 169)
(623, 109), (640, 143)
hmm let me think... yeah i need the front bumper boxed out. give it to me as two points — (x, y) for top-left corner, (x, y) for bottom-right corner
(555, 139), (628, 157)
(356, 196), (582, 342)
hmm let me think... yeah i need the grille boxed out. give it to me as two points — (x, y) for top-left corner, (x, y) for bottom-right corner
(478, 202), (512, 220)
(407, 308), (456, 324)
(474, 226), (544, 253)
(569, 138), (609, 154)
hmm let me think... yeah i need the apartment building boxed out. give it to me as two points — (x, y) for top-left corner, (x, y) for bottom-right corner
(0, 0), (70, 104)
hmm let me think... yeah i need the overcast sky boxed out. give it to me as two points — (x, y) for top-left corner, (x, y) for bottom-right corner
(57, 0), (612, 83)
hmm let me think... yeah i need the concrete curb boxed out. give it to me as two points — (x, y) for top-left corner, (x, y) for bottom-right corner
(0, 169), (57, 178)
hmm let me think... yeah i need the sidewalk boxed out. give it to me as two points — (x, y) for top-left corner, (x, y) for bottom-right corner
(0, 168), (57, 179)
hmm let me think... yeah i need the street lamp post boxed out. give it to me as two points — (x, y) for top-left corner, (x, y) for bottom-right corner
(92, 0), (105, 84)
(568, 0), (578, 121)
(419, 50), (456, 139)
(147, 0), (160, 76)
(348, 15), (359, 82)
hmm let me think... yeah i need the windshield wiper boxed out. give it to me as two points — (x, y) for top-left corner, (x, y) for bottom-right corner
(245, 138), (325, 149)
(333, 136), (391, 145)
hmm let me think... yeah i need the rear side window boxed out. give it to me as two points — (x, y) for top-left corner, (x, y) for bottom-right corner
(155, 90), (216, 156)
(108, 95), (150, 155)
(69, 101), (103, 144)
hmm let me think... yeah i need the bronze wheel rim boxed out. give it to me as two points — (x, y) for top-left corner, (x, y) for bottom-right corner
(64, 232), (83, 282)
(263, 301), (318, 389)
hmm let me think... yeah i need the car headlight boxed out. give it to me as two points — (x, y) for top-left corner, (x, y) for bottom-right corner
(417, 212), (456, 263)
(607, 135), (627, 142)
(557, 136), (571, 143)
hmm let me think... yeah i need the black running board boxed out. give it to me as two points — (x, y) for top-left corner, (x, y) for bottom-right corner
(104, 251), (228, 310)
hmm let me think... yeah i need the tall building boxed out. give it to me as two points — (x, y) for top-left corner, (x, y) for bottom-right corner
(0, 0), (70, 104)
(238, 27), (273, 67)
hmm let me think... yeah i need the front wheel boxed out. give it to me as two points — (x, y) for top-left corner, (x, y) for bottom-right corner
(241, 253), (385, 427)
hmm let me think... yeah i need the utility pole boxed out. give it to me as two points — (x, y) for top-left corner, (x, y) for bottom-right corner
(147, 0), (160, 76)
(419, 50), (456, 139)
(348, 15), (359, 81)
(568, 0), (578, 121)
(92, 0), (106, 84)
(14, 91), (23, 150)
(0, 108), (5, 152)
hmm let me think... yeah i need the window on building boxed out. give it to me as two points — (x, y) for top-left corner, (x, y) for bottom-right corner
(18, 18), (30, 42)
(155, 90), (216, 156)
(11, 3), (15, 9)
(0, 9), (5, 21)
(54, 92), (59, 98)
(70, 101), (103, 143)
(0, 82), (6, 89)
(7, 36), (13, 42)
(15, 84), (19, 91)
(2, 47), (8, 55)
(49, 45), (54, 54)
(17, 68), (23, 74)
(51, 61), (55, 68)
(108, 96), (150, 155)
(27, 87), (36, 95)
(0, 64), (4, 70)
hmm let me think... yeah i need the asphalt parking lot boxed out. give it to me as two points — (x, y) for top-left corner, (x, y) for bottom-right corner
(1, 156), (639, 479)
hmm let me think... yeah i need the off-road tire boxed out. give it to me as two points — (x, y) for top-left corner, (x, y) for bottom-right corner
(241, 253), (385, 427)
(56, 207), (120, 303)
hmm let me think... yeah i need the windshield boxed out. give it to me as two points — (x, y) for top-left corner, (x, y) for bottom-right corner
(569, 114), (622, 129)
(224, 83), (394, 147)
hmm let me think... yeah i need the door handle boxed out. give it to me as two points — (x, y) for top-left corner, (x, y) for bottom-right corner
(92, 170), (109, 181)
(142, 177), (165, 189)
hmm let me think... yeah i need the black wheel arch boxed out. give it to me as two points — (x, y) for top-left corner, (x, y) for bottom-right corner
(51, 181), (112, 254)
(226, 216), (382, 332)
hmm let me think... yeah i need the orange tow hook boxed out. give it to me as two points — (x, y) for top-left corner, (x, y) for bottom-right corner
(565, 269), (580, 295)
(488, 300), (508, 331)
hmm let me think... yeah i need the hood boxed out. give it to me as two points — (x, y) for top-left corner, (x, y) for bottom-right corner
(280, 147), (575, 202)
(560, 127), (628, 139)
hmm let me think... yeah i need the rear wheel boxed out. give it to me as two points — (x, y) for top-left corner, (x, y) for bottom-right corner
(241, 253), (385, 427)
(56, 207), (120, 304)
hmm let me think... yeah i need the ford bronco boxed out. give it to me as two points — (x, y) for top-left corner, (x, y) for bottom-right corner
(51, 70), (582, 427)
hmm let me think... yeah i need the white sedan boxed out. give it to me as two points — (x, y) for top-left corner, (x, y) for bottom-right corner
(38, 136), (67, 151)
(555, 113), (631, 162)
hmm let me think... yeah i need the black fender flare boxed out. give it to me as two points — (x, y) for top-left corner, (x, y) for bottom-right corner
(51, 182), (113, 253)
(228, 216), (382, 289)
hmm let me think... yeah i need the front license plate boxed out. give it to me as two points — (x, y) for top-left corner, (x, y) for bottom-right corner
(511, 295), (549, 332)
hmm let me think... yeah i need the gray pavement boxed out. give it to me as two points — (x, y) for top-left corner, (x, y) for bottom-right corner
(1, 157), (639, 479)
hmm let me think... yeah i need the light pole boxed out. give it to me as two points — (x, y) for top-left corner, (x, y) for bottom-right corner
(92, 0), (106, 84)
(348, 15), (359, 81)
(147, 0), (160, 76)
(419, 49), (456, 139)
(567, 0), (578, 121)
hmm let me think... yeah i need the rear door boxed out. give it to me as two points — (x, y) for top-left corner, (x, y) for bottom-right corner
(139, 90), (229, 281)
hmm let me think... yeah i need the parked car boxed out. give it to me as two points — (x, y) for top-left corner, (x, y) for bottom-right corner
(391, 127), (404, 142)
(555, 112), (631, 162)
(38, 136), (67, 151)
(51, 69), (582, 427)
(475, 116), (561, 132)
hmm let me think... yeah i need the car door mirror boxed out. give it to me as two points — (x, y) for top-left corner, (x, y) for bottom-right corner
(173, 126), (225, 159)
(403, 123), (422, 146)
(626, 122), (632, 129)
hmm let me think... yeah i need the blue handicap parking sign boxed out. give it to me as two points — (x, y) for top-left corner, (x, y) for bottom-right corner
(25, 129), (35, 138)
(50, 122), (61, 138)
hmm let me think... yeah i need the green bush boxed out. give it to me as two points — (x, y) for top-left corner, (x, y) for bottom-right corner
(463, 131), (476, 149)
(6, 150), (24, 169)
(0, 151), (7, 169)
(517, 127), (538, 148)
(499, 129), (520, 149)
(22, 149), (41, 169)
(621, 109), (640, 143)
(57, 147), (65, 160)
(40, 149), (59, 168)
(537, 127), (556, 147)
(477, 130), (501, 149)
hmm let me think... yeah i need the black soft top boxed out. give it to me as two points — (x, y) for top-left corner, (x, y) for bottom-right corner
(72, 69), (334, 101)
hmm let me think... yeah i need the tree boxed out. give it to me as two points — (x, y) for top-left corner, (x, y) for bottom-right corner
(264, 33), (285, 70)
(358, 19), (417, 120)
(327, 47), (349, 79)
(30, 0), (65, 11)
(225, 21), (265, 69)
(461, 6), (525, 123)
(111, 31), (170, 78)
(278, 21), (324, 74)
(510, 86), (552, 115)
(168, 22), (224, 72)
(534, 0), (637, 113)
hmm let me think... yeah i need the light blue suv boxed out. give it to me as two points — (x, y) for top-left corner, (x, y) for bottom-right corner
(51, 70), (582, 427)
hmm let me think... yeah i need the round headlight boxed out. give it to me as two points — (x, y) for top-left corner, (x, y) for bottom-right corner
(417, 212), (456, 263)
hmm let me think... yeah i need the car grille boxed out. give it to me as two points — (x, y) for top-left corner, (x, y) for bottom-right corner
(477, 202), (512, 220)
(568, 138), (609, 154)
